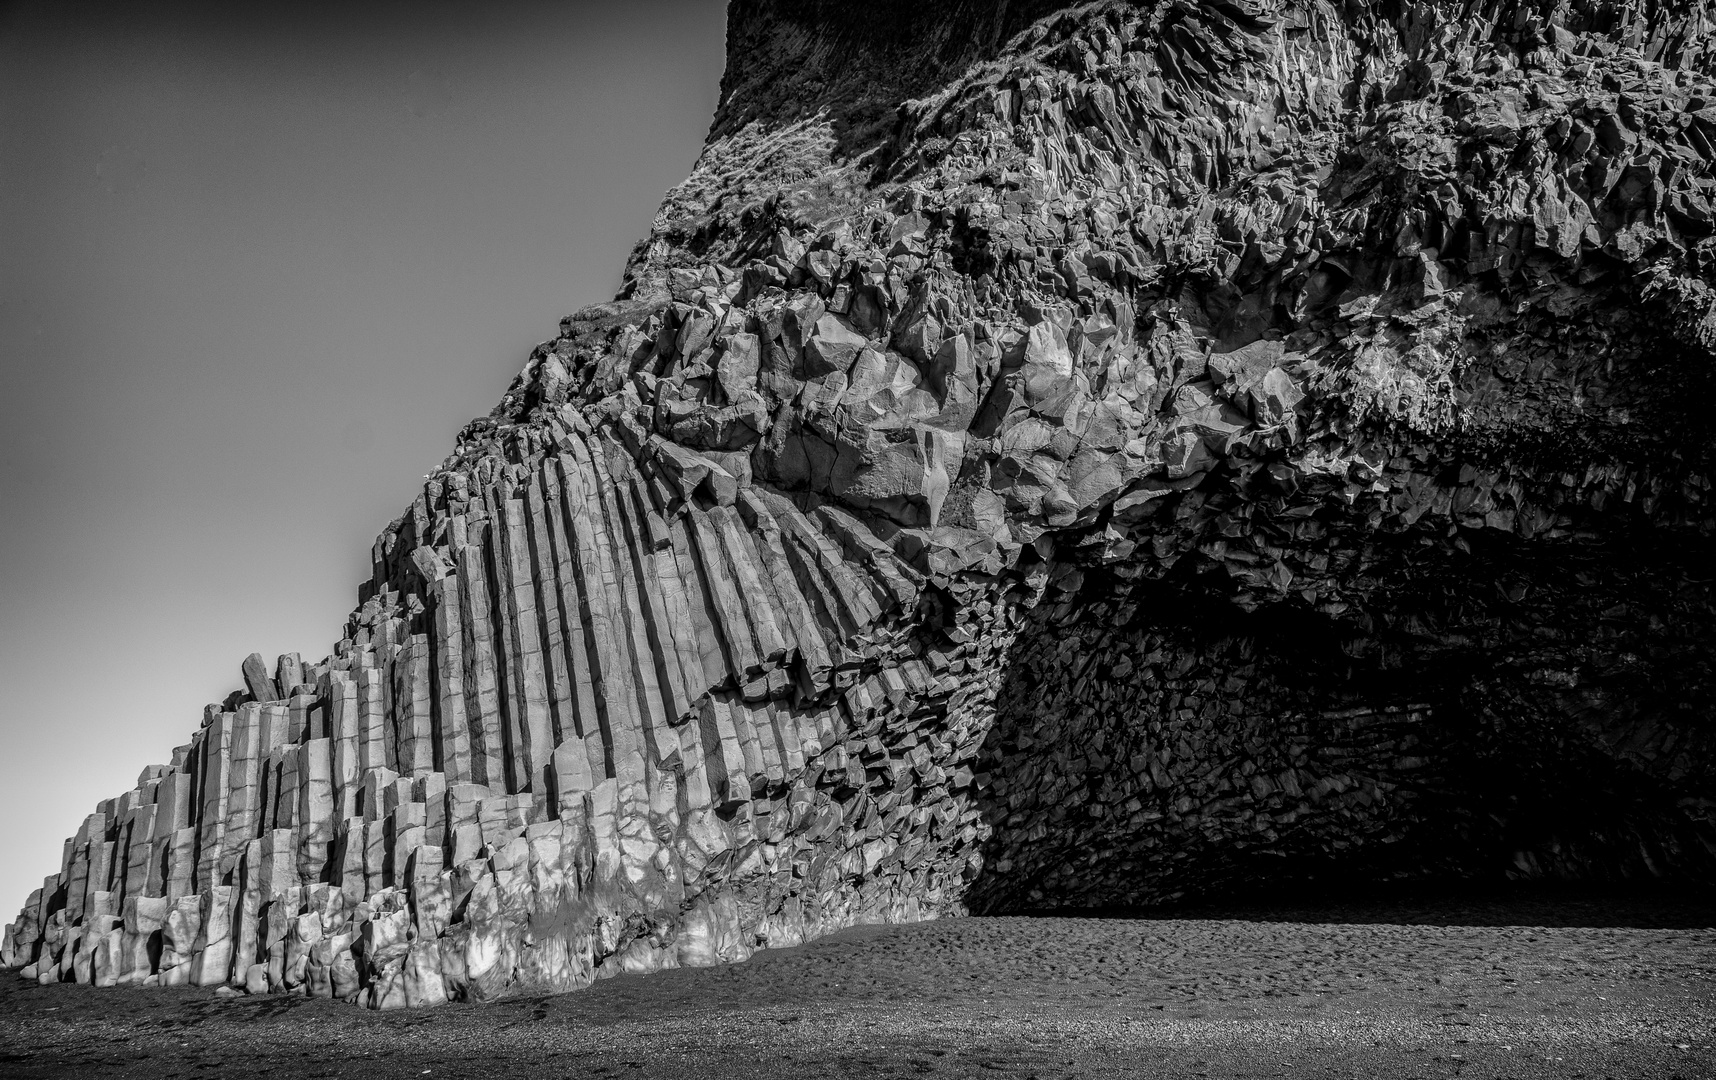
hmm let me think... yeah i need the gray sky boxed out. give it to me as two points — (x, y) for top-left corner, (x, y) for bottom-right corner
(0, 0), (725, 915)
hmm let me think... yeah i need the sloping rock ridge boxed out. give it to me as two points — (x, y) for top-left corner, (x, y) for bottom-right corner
(7, 0), (1716, 1006)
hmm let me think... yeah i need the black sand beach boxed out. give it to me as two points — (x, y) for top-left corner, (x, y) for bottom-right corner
(3, 888), (1710, 1079)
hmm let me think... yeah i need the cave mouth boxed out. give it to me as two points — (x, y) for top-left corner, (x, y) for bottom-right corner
(963, 520), (1716, 916)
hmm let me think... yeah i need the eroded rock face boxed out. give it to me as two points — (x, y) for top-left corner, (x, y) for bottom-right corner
(6, 0), (1715, 1004)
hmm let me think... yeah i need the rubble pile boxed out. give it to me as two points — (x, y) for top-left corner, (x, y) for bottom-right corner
(7, 0), (1714, 1005)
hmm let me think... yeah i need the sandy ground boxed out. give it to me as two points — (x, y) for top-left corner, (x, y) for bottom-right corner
(1, 889), (1711, 1079)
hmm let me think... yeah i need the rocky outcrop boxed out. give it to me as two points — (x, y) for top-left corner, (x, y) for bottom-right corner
(7, 0), (1715, 1005)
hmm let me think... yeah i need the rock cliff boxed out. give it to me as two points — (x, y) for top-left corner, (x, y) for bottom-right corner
(7, 0), (1715, 1006)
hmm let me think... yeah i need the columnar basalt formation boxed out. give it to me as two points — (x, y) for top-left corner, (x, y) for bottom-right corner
(7, 0), (1716, 1005)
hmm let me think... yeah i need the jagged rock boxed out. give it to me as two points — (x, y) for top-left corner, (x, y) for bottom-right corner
(7, 0), (1716, 1007)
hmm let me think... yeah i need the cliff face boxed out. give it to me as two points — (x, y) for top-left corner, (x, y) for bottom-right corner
(7, 0), (1715, 1005)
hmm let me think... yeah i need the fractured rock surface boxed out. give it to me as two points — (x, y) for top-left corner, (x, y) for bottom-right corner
(6, 0), (1716, 1005)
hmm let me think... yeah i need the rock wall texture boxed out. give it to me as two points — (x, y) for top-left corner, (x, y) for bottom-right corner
(7, 0), (1716, 1006)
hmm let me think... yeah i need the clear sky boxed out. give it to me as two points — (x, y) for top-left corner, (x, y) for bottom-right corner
(0, 0), (726, 917)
